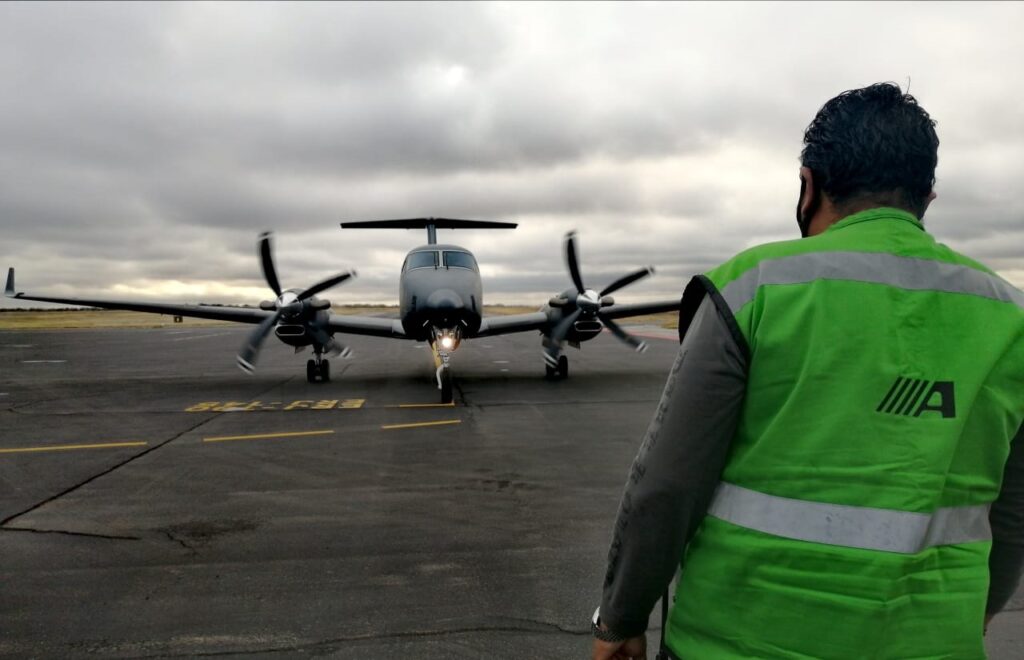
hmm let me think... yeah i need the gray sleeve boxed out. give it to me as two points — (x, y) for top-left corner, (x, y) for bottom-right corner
(599, 294), (748, 637)
(988, 423), (1024, 615)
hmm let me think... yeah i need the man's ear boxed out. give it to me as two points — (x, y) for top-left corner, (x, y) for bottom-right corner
(921, 190), (937, 217)
(798, 166), (817, 220)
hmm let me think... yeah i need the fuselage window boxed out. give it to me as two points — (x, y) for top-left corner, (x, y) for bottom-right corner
(404, 251), (438, 271)
(443, 251), (478, 271)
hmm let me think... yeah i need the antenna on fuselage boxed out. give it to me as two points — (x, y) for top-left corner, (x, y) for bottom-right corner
(341, 218), (517, 245)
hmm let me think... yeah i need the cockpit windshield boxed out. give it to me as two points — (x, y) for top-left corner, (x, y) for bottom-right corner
(404, 251), (438, 271)
(443, 251), (478, 271)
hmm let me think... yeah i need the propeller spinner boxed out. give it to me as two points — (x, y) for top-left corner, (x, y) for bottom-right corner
(237, 232), (355, 373)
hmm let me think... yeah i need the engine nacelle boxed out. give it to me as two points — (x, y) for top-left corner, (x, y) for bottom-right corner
(274, 324), (310, 347)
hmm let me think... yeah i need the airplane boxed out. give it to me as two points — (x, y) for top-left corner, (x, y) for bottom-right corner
(5, 218), (681, 403)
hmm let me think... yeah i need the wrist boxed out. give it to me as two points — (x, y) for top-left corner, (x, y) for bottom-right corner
(592, 607), (629, 643)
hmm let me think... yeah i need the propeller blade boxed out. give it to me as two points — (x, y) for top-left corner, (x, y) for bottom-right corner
(551, 308), (583, 345)
(297, 270), (356, 301)
(564, 231), (585, 294)
(259, 231), (282, 297)
(237, 310), (282, 373)
(599, 266), (655, 298)
(599, 313), (648, 353)
(308, 324), (352, 359)
(543, 308), (582, 368)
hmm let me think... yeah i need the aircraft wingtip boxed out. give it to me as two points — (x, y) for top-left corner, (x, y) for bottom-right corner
(4, 267), (14, 297)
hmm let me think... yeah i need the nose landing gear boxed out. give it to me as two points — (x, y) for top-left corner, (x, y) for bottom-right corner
(307, 347), (330, 383)
(433, 343), (454, 404)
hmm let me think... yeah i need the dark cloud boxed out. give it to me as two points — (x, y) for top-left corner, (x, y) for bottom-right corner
(2, 2), (1022, 310)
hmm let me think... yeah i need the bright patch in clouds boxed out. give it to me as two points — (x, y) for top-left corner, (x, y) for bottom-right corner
(110, 280), (269, 303)
(1, 2), (1021, 309)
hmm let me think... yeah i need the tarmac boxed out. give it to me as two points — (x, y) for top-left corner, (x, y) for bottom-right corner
(0, 325), (1021, 659)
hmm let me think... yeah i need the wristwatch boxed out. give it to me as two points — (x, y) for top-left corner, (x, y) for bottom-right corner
(592, 607), (628, 642)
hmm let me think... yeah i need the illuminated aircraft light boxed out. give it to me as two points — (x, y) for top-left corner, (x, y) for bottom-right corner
(440, 336), (455, 350)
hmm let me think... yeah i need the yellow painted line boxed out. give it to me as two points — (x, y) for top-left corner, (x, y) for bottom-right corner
(391, 402), (457, 409)
(381, 419), (462, 431)
(202, 429), (335, 443)
(0, 441), (147, 454)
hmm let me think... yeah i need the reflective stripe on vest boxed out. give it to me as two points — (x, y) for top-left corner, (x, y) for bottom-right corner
(719, 251), (1024, 315)
(708, 482), (992, 554)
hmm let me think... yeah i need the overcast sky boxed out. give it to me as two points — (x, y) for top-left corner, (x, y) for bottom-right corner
(2, 1), (1021, 309)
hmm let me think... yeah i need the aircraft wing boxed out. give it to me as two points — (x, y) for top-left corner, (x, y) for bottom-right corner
(326, 314), (408, 339)
(473, 300), (681, 339)
(599, 299), (681, 320)
(5, 268), (271, 324)
(474, 311), (551, 338)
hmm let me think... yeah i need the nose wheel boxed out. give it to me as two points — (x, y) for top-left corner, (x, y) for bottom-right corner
(439, 366), (453, 403)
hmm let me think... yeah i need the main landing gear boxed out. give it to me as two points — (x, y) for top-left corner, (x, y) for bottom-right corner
(306, 348), (330, 384)
(545, 354), (569, 380)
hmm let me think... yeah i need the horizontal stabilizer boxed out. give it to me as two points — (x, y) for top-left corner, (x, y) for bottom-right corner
(341, 218), (517, 231)
(342, 217), (516, 245)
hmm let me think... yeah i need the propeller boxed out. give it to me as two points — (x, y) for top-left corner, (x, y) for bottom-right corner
(543, 231), (654, 369)
(237, 232), (355, 373)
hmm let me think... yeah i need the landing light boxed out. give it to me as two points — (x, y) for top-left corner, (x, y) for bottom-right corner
(433, 326), (461, 352)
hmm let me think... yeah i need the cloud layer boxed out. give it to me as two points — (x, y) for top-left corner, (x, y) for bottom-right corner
(2, 2), (1021, 308)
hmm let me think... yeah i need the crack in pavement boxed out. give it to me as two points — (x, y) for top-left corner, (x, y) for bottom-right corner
(160, 530), (198, 556)
(0, 526), (140, 541)
(454, 378), (469, 406)
(0, 414), (219, 527)
(124, 618), (593, 657)
(1, 376), (297, 530)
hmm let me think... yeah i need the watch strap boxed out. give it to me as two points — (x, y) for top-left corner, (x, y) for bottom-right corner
(591, 607), (629, 643)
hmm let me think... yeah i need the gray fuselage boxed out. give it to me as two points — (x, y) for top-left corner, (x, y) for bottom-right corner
(399, 243), (483, 341)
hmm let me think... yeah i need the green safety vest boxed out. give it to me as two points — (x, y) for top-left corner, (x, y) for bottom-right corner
(666, 208), (1024, 659)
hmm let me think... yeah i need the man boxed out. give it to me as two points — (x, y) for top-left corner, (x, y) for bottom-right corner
(592, 83), (1024, 660)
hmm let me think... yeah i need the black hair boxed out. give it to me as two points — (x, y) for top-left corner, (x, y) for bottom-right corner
(800, 82), (939, 218)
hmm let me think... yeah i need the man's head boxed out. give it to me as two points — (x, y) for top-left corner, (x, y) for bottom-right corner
(797, 82), (939, 235)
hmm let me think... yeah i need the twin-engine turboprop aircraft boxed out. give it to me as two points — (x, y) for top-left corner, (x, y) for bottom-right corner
(5, 218), (680, 402)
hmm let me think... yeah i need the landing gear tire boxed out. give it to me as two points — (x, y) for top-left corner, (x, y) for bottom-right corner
(545, 364), (558, 379)
(557, 355), (569, 380)
(320, 359), (330, 383)
(306, 359), (317, 383)
(440, 368), (453, 404)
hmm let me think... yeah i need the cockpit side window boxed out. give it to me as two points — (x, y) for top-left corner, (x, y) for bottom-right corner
(404, 251), (438, 271)
(443, 251), (478, 271)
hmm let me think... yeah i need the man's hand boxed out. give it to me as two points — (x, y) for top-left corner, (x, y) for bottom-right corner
(592, 634), (646, 660)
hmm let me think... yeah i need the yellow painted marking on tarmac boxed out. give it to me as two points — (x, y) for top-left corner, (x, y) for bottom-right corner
(381, 419), (462, 430)
(185, 399), (365, 412)
(390, 402), (456, 408)
(0, 441), (147, 454)
(202, 430), (335, 443)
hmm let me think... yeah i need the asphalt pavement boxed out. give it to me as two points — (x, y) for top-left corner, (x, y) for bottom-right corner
(0, 325), (1020, 659)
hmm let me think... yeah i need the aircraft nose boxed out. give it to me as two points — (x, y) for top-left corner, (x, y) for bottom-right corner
(426, 288), (464, 310)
